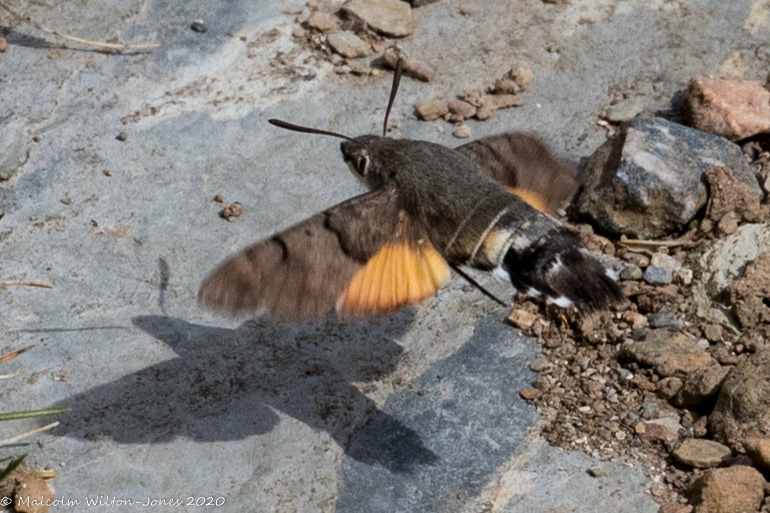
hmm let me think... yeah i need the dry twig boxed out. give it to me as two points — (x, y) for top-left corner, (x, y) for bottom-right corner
(0, 345), (34, 366)
(0, 421), (59, 448)
(0, 1), (158, 51)
(617, 237), (697, 249)
(0, 280), (53, 288)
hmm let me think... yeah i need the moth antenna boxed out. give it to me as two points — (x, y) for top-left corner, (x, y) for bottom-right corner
(382, 57), (404, 137)
(268, 119), (362, 145)
(449, 264), (508, 308)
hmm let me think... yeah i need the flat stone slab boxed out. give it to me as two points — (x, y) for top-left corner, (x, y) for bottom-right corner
(336, 316), (538, 511)
(336, 317), (657, 512)
(1, 0), (767, 511)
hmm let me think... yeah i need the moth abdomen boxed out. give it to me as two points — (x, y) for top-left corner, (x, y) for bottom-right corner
(501, 227), (623, 312)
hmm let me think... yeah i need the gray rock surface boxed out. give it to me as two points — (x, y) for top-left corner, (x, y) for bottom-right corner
(620, 264), (643, 281)
(576, 118), (761, 238)
(696, 224), (770, 296)
(335, 319), (655, 512)
(644, 266), (672, 284)
(1, 0), (768, 511)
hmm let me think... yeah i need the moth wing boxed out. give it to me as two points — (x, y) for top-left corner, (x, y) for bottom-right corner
(198, 187), (450, 321)
(456, 134), (579, 214)
(337, 240), (450, 318)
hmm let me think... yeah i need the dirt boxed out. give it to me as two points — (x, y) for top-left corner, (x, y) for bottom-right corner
(515, 163), (770, 509)
(221, 201), (244, 222)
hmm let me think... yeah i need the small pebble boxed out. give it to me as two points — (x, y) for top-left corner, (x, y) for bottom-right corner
(508, 308), (537, 330)
(221, 202), (244, 221)
(103, 169), (112, 177)
(606, 97), (645, 122)
(697, 339), (710, 349)
(703, 324), (722, 342)
(116, 132), (128, 142)
(453, 125), (471, 139)
(213, 194), (224, 203)
(620, 265), (643, 281)
(622, 252), (650, 267)
(651, 253), (682, 272)
(587, 468), (607, 478)
(520, 387), (542, 400)
(643, 266), (672, 284)
(191, 20), (208, 33)
(415, 98), (449, 121)
(674, 268), (693, 286)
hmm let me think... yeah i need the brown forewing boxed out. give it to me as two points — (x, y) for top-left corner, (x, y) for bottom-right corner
(456, 133), (579, 211)
(198, 186), (408, 321)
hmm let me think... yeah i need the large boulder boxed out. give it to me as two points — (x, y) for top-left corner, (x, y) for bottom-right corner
(709, 350), (770, 450)
(575, 118), (761, 238)
(689, 466), (765, 513)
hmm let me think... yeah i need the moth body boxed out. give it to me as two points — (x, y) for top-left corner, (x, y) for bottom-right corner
(198, 63), (621, 320)
(339, 136), (622, 313)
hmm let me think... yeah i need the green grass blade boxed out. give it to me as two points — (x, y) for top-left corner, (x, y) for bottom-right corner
(0, 408), (68, 422)
(0, 454), (27, 482)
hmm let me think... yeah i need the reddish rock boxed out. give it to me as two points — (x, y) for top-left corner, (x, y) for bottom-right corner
(305, 11), (336, 31)
(414, 98), (448, 121)
(463, 90), (486, 108)
(508, 66), (533, 89)
(342, 0), (414, 37)
(727, 253), (770, 329)
(711, 350), (770, 450)
(657, 376), (683, 400)
(490, 79), (520, 95)
(686, 78), (770, 141)
(508, 309), (537, 330)
(486, 94), (523, 110)
(519, 387), (542, 400)
(743, 437), (770, 471)
(689, 465), (765, 513)
(643, 417), (682, 449)
(447, 100), (476, 122)
(326, 32), (372, 58)
(619, 329), (714, 378)
(475, 104), (495, 120)
(673, 364), (730, 408)
(672, 438), (732, 469)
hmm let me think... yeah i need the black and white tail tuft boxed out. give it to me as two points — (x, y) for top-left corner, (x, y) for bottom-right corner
(502, 227), (623, 312)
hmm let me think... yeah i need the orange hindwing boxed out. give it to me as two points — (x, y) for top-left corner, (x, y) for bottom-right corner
(337, 240), (450, 317)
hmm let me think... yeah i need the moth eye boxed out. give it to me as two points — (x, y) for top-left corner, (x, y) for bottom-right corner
(354, 154), (370, 176)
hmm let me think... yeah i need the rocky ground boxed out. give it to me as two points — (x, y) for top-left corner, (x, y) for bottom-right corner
(284, 3), (770, 510)
(2, 0), (770, 512)
(509, 80), (770, 512)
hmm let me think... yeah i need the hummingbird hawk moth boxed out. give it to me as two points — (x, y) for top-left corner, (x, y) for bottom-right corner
(198, 61), (622, 321)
